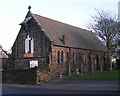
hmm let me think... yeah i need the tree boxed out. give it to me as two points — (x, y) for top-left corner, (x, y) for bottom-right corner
(88, 9), (119, 70)
(0, 45), (11, 57)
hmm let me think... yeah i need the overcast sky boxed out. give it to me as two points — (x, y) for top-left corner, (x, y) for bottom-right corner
(0, 0), (119, 50)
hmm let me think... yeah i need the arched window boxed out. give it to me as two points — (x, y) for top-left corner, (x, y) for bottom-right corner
(103, 55), (107, 71)
(61, 51), (64, 63)
(46, 56), (49, 64)
(25, 35), (34, 54)
(73, 52), (74, 62)
(57, 50), (60, 64)
(96, 55), (100, 70)
(79, 53), (83, 62)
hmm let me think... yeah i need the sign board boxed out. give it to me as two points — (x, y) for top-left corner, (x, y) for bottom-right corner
(24, 53), (33, 58)
(30, 60), (38, 68)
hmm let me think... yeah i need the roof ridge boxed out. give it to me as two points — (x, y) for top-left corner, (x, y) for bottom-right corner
(33, 13), (91, 33)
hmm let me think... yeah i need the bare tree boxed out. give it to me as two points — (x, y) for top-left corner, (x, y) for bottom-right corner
(88, 9), (119, 70)
(0, 45), (11, 57)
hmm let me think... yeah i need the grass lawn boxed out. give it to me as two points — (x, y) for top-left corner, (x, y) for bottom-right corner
(66, 70), (120, 80)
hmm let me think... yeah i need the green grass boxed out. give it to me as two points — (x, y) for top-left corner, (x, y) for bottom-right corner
(66, 70), (120, 80)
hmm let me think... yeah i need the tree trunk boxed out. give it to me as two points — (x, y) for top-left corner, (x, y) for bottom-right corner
(108, 50), (112, 71)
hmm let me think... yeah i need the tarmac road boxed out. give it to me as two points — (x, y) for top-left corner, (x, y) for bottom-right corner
(2, 80), (119, 95)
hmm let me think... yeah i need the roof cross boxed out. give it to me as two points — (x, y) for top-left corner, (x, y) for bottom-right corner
(28, 5), (31, 11)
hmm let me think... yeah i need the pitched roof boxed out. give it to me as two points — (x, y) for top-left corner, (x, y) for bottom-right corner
(30, 12), (107, 52)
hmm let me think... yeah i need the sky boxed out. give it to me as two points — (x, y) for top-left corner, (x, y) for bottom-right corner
(0, 0), (119, 50)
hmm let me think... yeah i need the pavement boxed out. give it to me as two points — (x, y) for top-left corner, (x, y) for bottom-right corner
(44, 80), (119, 92)
(2, 79), (119, 93)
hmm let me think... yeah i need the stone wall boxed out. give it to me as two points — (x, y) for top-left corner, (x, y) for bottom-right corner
(3, 67), (37, 84)
(3, 67), (51, 84)
(12, 14), (51, 70)
(36, 69), (51, 84)
(9, 11), (109, 83)
(49, 45), (108, 76)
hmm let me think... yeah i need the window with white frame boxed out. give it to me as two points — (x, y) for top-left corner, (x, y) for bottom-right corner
(25, 35), (34, 54)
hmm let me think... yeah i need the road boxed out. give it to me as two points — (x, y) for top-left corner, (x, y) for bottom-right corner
(1, 80), (119, 95)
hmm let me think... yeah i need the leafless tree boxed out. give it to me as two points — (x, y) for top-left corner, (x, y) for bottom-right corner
(0, 45), (11, 57)
(88, 9), (120, 70)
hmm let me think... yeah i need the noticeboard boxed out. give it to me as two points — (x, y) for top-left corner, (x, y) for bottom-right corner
(30, 60), (38, 68)
(24, 53), (33, 58)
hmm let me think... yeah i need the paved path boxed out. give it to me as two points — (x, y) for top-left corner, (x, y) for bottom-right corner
(2, 80), (119, 95)
(43, 80), (119, 91)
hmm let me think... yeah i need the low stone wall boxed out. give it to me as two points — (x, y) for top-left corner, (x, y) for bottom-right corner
(14, 68), (37, 84)
(2, 67), (37, 84)
(36, 70), (51, 84)
(3, 67), (51, 84)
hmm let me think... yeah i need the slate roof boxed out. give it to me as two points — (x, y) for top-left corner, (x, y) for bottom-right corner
(30, 12), (108, 52)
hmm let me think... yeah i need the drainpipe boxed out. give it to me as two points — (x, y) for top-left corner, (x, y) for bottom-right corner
(68, 61), (71, 77)
(90, 50), (94, 74)
(100, 55), (103, 72)
(68, 48), (71, 77)
(80, 62), (83, 75)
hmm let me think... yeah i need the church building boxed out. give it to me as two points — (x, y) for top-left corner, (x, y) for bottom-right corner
(8, 6), (108, 84)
